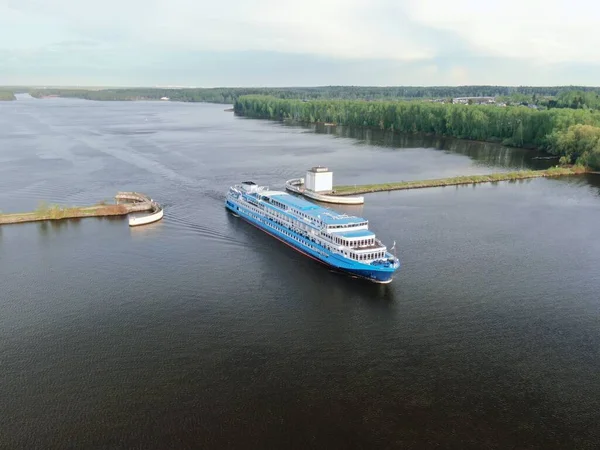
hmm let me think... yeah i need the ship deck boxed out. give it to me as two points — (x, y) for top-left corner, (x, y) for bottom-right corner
(334, 229), (374, 238)
(351, 243), (386, 251)
(260, 191), (367, 226)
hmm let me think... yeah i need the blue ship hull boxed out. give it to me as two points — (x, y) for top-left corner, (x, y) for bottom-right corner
(226, 199), (399, 283)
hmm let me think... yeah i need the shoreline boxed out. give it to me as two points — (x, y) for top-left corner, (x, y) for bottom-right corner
(276, 117), (546, 152)
(0, 204), (130, 225)
(331, 167), (589, 196)
(0, 192), (160, 226)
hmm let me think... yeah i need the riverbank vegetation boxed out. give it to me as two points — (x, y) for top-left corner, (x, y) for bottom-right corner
(547, 124), (600, 168)
(234, 96), (600, 169)
(332, 166), (588, 195)
(0, 90), (15, 101)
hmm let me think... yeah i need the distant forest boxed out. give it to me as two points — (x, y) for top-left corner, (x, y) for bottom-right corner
(234, 95), (600, 169)
(20, 85), (600, 109)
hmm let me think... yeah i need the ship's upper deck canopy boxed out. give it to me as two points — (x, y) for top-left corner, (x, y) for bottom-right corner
(258, 191), (367, 225)
(332, 229), (375, 239)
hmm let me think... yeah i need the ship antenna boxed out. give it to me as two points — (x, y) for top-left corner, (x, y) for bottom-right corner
(390, 240), (396, 258)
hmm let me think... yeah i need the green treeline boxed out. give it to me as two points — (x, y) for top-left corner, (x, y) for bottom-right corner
(547, 90), (600, 110)
(29, 88), (246, 104)
(547, 125), (600, 168)
(234, 95), (600, 169)
(495, 89), (600, 109)
(0, 91), (16, 101)
(27, 85), (600, 105)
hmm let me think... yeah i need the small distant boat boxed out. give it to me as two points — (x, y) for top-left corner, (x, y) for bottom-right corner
(160, 97), (170, 101)
(225, 181), (400, 283)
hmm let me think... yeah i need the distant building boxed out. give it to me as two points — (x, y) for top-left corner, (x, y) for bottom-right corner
(452, 97), (495, 105)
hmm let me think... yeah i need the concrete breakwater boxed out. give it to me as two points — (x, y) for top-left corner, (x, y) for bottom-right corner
(330, 167), (589, 196)
(115, 192), (164, 227)
(0, 192), (163, 226)
(128, 199), (163, 227)
(285, 178), (365, 205)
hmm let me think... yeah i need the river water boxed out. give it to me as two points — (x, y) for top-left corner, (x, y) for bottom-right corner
(1, 96), (600, 449)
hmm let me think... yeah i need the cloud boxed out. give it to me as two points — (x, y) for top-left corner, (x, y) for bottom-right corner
(448, 66), (470, 85)
(3, 0), (433, 60)
(405, 0), (600, 64)
(1, 0), (599, 86)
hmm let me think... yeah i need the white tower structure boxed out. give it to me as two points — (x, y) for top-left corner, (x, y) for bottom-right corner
(305, 166), (333, 193)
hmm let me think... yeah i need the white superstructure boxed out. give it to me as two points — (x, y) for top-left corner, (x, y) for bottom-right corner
(305, 166), (333, 193)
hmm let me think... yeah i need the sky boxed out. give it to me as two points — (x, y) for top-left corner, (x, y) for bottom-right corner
(1, 0), (599, 87)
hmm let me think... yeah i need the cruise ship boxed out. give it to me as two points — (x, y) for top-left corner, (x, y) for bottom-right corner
(225, 181), (400, 283)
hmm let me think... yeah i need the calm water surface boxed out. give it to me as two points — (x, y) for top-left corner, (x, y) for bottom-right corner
(1, 97), (600, 449)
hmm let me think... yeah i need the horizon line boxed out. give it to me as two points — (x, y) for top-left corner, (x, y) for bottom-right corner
(3, 83), (600, 90)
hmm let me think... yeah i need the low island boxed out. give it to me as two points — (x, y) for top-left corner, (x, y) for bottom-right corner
(0, 192), (162, 226)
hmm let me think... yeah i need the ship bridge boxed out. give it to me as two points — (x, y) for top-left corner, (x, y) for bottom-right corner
(330, 228), (383, 250)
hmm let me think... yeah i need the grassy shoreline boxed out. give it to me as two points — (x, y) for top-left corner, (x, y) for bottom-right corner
(0, 91), (16, 101)
(332, 166), (588, 196)
(0, 203), (129, 225)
